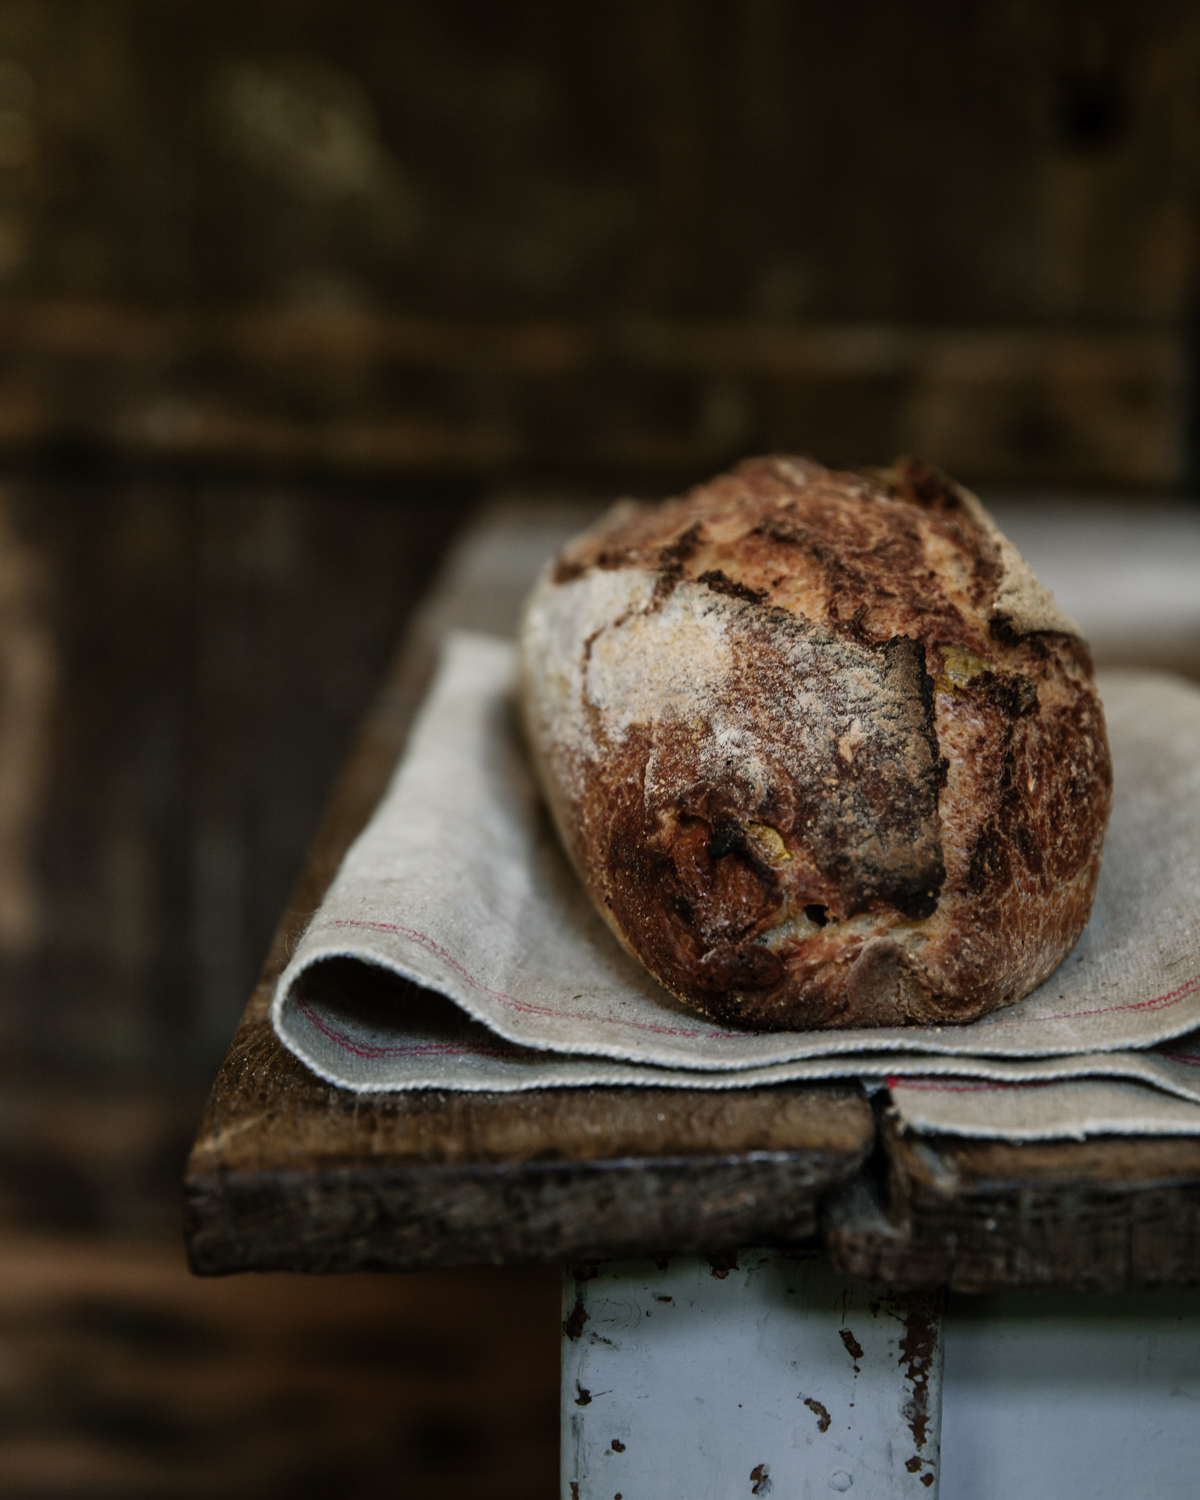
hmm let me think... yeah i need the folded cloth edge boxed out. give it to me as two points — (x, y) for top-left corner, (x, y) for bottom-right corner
(269, 630), (1200, 1135)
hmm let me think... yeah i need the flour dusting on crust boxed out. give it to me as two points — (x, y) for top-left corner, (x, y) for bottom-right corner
(519, 456), (1111, 1031)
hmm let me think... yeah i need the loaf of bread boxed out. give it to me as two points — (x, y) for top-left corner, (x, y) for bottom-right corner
(518, 457), (1112, 1030)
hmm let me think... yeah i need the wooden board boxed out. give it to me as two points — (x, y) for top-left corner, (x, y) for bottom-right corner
(825, 1108), (1200, 1293)
(184, 498), (1200, 1286)
(185, 1069), (872, 1273)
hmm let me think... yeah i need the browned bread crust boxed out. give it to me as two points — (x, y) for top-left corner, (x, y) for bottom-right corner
(518, 457), (1112, 1030)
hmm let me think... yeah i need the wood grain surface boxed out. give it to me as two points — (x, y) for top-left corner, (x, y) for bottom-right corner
(826, 1108), (1200, 1292)
(184, 498), (1200, 1287)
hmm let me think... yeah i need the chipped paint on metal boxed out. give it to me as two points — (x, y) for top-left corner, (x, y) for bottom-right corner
(750, 1460), (774, 1493)
(561, 1249), (944, 1497)
(897, 1299), (941, 1456)
(563, 1296), (589, 1340)
(804, 1396), (833, 1431)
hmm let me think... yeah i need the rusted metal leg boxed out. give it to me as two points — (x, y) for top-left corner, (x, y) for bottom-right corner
(561, 1249), (944, 1499)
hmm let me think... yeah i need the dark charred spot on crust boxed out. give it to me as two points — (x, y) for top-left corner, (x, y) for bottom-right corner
(552, 554), (587, 585)
(659, 520), (704, 567)
(989, 616), (1078, 656)
(885, 884), (940, 922)
(696, 568), (769, 604)
(650, 522), (707, 607)
(697, 940), (785, 993)
(967, 821), (1013, 895)
(804, 904), (829, 926)
(842, 604), (874, 645)
(1014, 821), (1044, 875)
(554, 543), (643, 583)
(671, 891), (695, 924)
(750, 518), (809, 546)
(1001, 675), (1039, 717)
(652, 570), (680, 606)
(988, 613), (1023, 645)
(708, 818), (750, 859)
(975, 669), (1039, 718)
(884, 457), (962, 511)
(552, 540), (648, 585)
(917, 643), (938, 730)
(578, 626), (611, 739)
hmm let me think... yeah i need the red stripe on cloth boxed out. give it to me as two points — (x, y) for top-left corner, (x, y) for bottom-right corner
(1034, 970), (1200, 1022)
(314, 917), (744, 1039)
(305, 918), (1200, 1044)
(886, 1075), (1048, 1094)
(296, 1000), (538, 1062)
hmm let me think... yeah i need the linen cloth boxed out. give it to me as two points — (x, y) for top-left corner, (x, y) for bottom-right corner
(272, 632), (1200, 1138)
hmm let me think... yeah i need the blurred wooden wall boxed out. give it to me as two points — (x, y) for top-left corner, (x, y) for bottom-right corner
(0, 3), (1197, 1496)
(0, 471), (468, 1084)
(0, 0), (1194, 487)
(0, 470), (508, 1500)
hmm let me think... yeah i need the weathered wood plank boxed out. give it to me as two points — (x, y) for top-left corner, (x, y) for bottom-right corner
(825, 1109), (1200, 1292)
(185, 1079), (873, 1273)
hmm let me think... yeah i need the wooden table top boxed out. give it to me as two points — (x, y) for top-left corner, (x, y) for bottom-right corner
(184, 498), (1200, 1291)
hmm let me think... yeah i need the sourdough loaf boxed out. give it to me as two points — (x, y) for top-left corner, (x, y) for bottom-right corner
(518, 457), (1112, 1030)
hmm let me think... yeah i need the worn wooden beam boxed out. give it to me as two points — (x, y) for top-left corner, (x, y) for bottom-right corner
(825, 1108), (1200, 1293)
(185, 1072), (873, 1274)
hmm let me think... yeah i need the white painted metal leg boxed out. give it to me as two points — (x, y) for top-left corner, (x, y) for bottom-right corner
(561, 1249), (944, 1499)
(939, 1289), (1200, 1500)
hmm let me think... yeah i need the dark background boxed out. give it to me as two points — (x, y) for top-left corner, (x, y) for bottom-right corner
(0, 0), (1196, 490)
(0, 3), (1197, 1496)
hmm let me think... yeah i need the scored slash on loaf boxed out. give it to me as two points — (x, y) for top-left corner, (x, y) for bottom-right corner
(518, 456), (1112, 1032)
